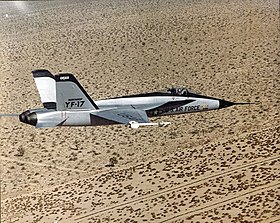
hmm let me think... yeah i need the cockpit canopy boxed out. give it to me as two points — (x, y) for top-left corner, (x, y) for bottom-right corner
(161, 87), (194, 96)
(166, 87), (188, 95)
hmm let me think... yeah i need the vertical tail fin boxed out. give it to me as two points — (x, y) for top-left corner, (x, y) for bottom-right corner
(55, 73), (99, 111)
(32, 70), (98, 111)
(32, 69), (57, 110)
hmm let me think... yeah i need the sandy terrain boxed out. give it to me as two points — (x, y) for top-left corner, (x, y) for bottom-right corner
(0, 0), (279, 222)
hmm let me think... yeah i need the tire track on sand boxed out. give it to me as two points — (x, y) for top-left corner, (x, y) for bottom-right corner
(160, 182), (280, 223)
(74, 155), (280, 222)
(0, 156), (87, 173)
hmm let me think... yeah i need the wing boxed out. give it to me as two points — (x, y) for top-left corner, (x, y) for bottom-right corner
(91, 107), (150, 125)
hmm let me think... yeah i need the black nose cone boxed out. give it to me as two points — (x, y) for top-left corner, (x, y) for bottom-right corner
(19, 110), (30, 123)
(219, 99), (235, 109)
(19, 110), (37, 126)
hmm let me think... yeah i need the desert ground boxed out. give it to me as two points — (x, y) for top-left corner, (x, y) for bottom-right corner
(0, 0), (279, 222)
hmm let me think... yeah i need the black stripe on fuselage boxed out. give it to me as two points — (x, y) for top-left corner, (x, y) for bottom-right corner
(110, 92), (219, 101)
(55, 73), (99, 110)
(146, 99), (195, 117)
(90, 114), (120, 126)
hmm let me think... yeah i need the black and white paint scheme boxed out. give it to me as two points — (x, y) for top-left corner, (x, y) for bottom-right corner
(13, 70), (252, 129)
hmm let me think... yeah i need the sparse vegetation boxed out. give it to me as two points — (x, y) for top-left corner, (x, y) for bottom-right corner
(1, 0), (278, 222)
(105, 156), (118, 167)
(14, 146), (24, 157)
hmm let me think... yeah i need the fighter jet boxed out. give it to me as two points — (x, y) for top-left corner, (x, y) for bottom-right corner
(2, 69), (251, 129)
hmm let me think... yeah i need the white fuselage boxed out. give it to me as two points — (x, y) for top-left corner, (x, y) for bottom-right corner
(43, 95), (220, 127)
(20, 88), (232, 128)
(95, 96), (219, 115)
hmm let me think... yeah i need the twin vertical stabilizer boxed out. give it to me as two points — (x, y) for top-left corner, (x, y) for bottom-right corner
(32, 69), (98, 111)
(32, 70), (57, 109)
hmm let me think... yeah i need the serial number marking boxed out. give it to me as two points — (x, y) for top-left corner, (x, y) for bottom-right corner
(65, 100), (85, 108)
